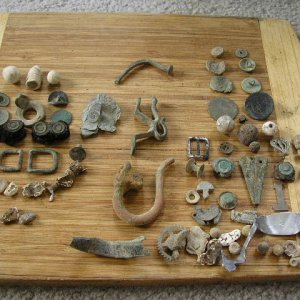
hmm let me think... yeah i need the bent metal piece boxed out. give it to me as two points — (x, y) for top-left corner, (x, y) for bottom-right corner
(112, 157), (175, 226)
(222, 212), (300, 272)
(115, 59), (173, 85)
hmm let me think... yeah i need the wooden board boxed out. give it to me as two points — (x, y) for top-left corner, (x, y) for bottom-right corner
(0, 13), (299, 284)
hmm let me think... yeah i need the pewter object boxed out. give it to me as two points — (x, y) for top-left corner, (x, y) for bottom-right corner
(113, 158), (174, 226)
(1, 119), (26, 145)
(19, 211), (37, 225)
(1, 207), (20, 224)
(256, 241), (269, 255)
(238, 124), (259, 146)
(15, 94), (30, 109)
(51, 109), (72, 125)
(185, 158), (204, 177)
(22, 182), (46, 198)
(115, 59), (173, 85)
(274, 162), (295, 181)
(157, 225), (189, 261)
(270, 138), (290, 156)
(71, 236), (150, 259)
(212, 157), (235, 178)
(199, 239), (222, 266)
(131, 97), (168, 155)
(242, 225), (251, 237)
(210, 76), (233, 93)
(241, 78), (261, 93)
(239, 115), (247, 123)
(185, 190), (200, 204)
(219, 142), (234, 155)
(47, 70), (60, 85)
(230, 210), (258, 224)
(235, 48), (248, 58)
(245, 92), (274, 120)
(206, 60), (226, 75)
(262, 121), (278, 136)
(219, 229), (241, 247)
(249, 141), (260, 153)
(196, 181), (214, 200)
(2, 66), (21, 84)
(273, 182), (289, 211)
(239, 156), (268, 205)
(187, 137), (209, 160)
(0, 179), (9, 193)
(208, 97), (239, 120)
(229, 242), (241, 255)
(272, 244), (284, 256)
(16, 100), (45, 127)
(210, 227), (221, 239)
(4, 182), (18, 197)
(239, 58), (256, 72)
(218, 191), (237, 210)
(192, 205), (222, 225)
(0, 92), (10, 107)
(293, 135), (300, 155)
(0, 149), (23, 172)
(0, 109), (9, 126)
(211, 46), (224, 58)
(26, 65), (42, 90)
(216, 115), (235, 134)
(283, 240), (300, 257)
(290, 257), (300, 267)
(81, 93), (121, 138)
(48, 91), (68, 106)
(27, 149), (59, 174)
(69, 144), (86, 162)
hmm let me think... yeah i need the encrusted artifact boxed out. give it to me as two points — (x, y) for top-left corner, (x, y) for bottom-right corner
(131, 97), (168, 155)
(26, 65), (42, 90)
(27, 149), (59, 174)
(239, 156), (268, 205)
(290, 257), (300, 267)
(272, 244), (284, 256)
(283, 240), (300, 257)
(270, 138), (290, 156)
(0, 179), (9, 193)
(2, 66), (21, 84)
(262, 121), (278, 136)
(157, 225), (189, 261)
(218, 191), (237, 210)
(0, 109), (9, 126)
(229, 242), (241, 255)
(48, 91), (68, 106)
(196, 181), (214, 200)
(218, 229), (241, 246)
(186, 226), (210, 262)
(210, 76), (233, 93)
(216, 115), (235, 134)
(47, 70), (61, 85)
(4, 182), (18, 197)
(192, 205), (222, 225)
(15, 94), (30, 109)
(211, 46), (224, 58)
(239, 115), (247, 124)
(256, 241), (269, 255)
(235, 48), (248, 58)
(208, 97), (239, 120)
(212, 157), (235, 178)
(245, 92), (274, 120)
(16, 100), (45, 127)
(112, 158), (174, 226)
(81, 93), (121, 138)
(241, 77), (261, 94)
(19, 211), (37, 225)
(1, 207), (20, 224)
(0, 92), (10, 107)
(210, 227), (221, 239)
(293, 135), (300, 155)
(185, 158), (204, 177)
(230, 210), (258, 224)
(273, 182), (289, 211)
(274, 162), (295, 181)
(242, 225), (251, 237)
(51, 109), (73, 125)
(115, 59), (173, 85)
(206, 60), (226, 75)
(22, 182), (46, 198)
(185, 189), (200, 204)
(69, 144), (87, 162)
(238, 124), (259, 146)
(0, 119), (26, 145)
(71, 236), (150, 259)
(187, 137), (209, 160)
(249, 141), (260, 153)
(0, 149), (23, 172)
(239, 58), (256, 72)
(219, 142), (234, 155)
(199, 239), (222, 266)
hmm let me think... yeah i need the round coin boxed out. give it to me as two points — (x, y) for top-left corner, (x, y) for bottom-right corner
(0, 109), (9, 125)
(235, 48), (248, 58)
(218, 191), (238, 210)
(69, 144), (87, 162)
(239, 58), (256, 72)
(208, 97), (239, 120)
(51, 109), (73, 125)
(0, 92), (10, 107)
(211, 46), (224, 58)
(241, 77), (262, 93)
(15, 94), (30, 109)
(245, 92), (274, 120)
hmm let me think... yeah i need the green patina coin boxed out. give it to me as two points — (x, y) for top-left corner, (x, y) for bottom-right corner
(239, 58), (256, 72)
(275, 162), (295, 181)
(235, 48), (248, 58)
(213, 157), (235, 178)
(51, 109), (73, 125)
(241, 78), (262, 94)
(0, 109), (9, 126)
(218, 191), (238, 210)
(208, 97), (239, 120)
(0, 92), (10, 107)
(210, 76), (233, 93)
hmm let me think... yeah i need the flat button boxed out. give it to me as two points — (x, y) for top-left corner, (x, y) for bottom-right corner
(0, 109), (9, 125)
(0, 92), (10, 107)
(241, 77), (262, 94)
(51, 109), (72, 125)
(235, 48), (248, 58)
(245, 92), (274, 120)
(239, 58), (256, 72)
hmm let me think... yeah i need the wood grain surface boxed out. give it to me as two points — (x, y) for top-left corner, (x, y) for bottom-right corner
(0, 13), (299, 284)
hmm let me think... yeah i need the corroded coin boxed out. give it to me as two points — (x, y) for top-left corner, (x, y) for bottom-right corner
(239, 58), (256, 72)
(206, 60), (226, 75)
(235, 48), (248, 58)
(51, 109), (73, 125)
(241, 77), (262, 93)
(245, 92), (274, 120)
(15, 94), (30, 109)
(0, 109), (9, 125)
(210, 76), (233, 93)
(211, 46), (224, 58)
(219, 142), (234, 155)
(69, 144), (86, 162)
(0, 92), (10, 107)
(208, 97), (239, 120)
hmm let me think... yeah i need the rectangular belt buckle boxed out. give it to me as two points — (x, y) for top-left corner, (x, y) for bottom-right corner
(187, 137), (210, 160)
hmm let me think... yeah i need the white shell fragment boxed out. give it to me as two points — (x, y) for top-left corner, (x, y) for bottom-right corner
(216, 115), (235, 134)
(262, 121), (278, 136)
(2, 66), (21, 84)
(218, 229), (241, 246)
(26, 65), (42, 90)
(4, 182), (19, 197)
(0, 179), (9, 193)
(47, 70), (60, 85)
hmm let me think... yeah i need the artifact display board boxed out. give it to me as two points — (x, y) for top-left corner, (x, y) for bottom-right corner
(0, 13), (299, 284)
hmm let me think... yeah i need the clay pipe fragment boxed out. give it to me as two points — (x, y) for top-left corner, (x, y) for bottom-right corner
(112, 157), (175, 226)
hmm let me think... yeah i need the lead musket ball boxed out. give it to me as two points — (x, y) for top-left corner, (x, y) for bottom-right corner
(2, 66), (21, 84)
(256, 241), (270, 255)
(47, 70), (60, 85)
(238, 124), (259, 146)
(229, 242), (241, 255)
(216, 115), (235, 134)
(242, 225), (251, 237)
(210, 227), (221, 239)
(249, 141), (260, 153)
(272, 244), (284, 256)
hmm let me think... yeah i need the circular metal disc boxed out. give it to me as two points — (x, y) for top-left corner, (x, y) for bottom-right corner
(241, 77), (262, 94)
(219, 142), (234, 155)
(208, 97), (239, 120)
(52, 121), (67, 134)
(239, 58), (256, 72)
(48, 91), (69, 107)
(69, 145), (87, 162)
(278, 162), (294, 176)
(218, 191), (237, 210)
(245, 92), (274, 120)
(0, 109), (9, 126)
(235, 48), (248, 58)
(0, 92), (10, 107)
(210, 76), (233, 93)
(51, 109), (72, 125)
(211, 46), (224, 58)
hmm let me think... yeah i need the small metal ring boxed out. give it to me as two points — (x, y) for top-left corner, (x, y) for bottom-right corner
(185, 189), (200, 204)
(16, 100), (45, 127)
